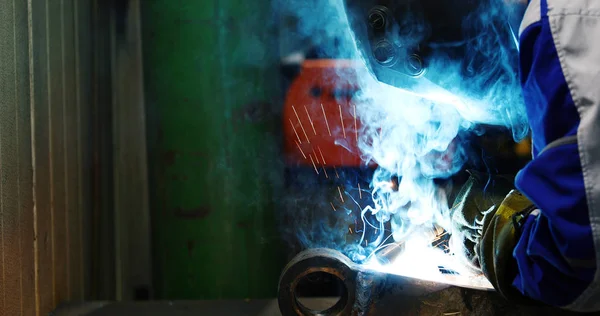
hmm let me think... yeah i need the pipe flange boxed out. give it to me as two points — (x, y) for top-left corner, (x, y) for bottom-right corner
(277, 248), (359, 316)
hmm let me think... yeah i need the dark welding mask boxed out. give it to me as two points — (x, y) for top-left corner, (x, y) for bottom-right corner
(344, 0), (526, 95)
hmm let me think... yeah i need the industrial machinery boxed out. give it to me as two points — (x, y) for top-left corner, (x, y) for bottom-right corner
(283, 59), (365, 168)
(344, 0), (521, 98)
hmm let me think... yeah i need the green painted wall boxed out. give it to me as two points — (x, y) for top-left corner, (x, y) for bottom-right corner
(142, 0), (285, 299)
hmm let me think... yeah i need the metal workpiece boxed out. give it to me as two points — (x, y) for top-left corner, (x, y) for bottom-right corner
(277, 248), (449, 316)
(278, 248), (357, 316)
(277, 248), (595, 316)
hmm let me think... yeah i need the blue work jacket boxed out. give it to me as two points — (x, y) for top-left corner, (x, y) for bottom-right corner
(512, 0), (600, 311)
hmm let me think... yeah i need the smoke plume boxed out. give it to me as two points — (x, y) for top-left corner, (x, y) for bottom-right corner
(279, 0), (528, 282)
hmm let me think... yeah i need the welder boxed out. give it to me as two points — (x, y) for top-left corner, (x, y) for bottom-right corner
(345, 0), (600, 311)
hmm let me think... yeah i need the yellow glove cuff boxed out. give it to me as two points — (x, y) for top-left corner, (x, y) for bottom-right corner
(478, 190), (538, 304)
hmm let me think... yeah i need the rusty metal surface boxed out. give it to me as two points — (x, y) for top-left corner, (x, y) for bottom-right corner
(278, 248), (599, 316)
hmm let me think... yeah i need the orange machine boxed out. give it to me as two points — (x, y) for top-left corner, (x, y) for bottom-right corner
(283, 58), (463, 176)
(283, 59), (370, 169)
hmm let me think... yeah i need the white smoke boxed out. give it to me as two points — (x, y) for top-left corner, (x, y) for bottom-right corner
(280, 0), (528, 286)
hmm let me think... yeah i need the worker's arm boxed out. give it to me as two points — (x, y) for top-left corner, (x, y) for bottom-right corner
(509, 0), (599, 310)
(451, 0), (600, 311)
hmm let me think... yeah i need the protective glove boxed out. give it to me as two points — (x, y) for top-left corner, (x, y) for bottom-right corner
(450, 170), (537, 303)
(449, 170), (514, 267)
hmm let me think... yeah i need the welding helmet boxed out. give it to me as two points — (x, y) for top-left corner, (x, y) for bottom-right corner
(344, 0), (525, 95)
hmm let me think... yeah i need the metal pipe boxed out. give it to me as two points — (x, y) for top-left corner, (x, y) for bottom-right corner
(277, 248), (449, 316)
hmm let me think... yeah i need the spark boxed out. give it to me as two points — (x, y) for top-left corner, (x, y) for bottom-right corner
(321, 103), (331, 136)
(433, 240), (446, 248)
(289, 119), (302, 144)
(358, 183), (362, 199)
(348, 227), (353, 234)
(334, 167), (340, 178)
(309, 154), (319, 174)
(443, 312), (461, 316)
(313, 150), (320, 164)
(354, 104), (358, 142)
(295, 141), (306, 159)
(305, 105), (317, 135)
(339, 104), (346, 138)
(293, 105), (310, 143)
(331, 202), (337, 212)
(322, 166), (329, 178)
(432, 231), (449, 243)
(338, 186), (345, 203)
(318, 146), (326, 165)
(434, 224), (446, 236)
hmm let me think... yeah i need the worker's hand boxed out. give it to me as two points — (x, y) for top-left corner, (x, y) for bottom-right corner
(449, 170), (514, 268)
(449, 170), (536, 303)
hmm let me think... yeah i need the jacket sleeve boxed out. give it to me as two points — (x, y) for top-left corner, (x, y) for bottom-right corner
(511, 0), (597, 309)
